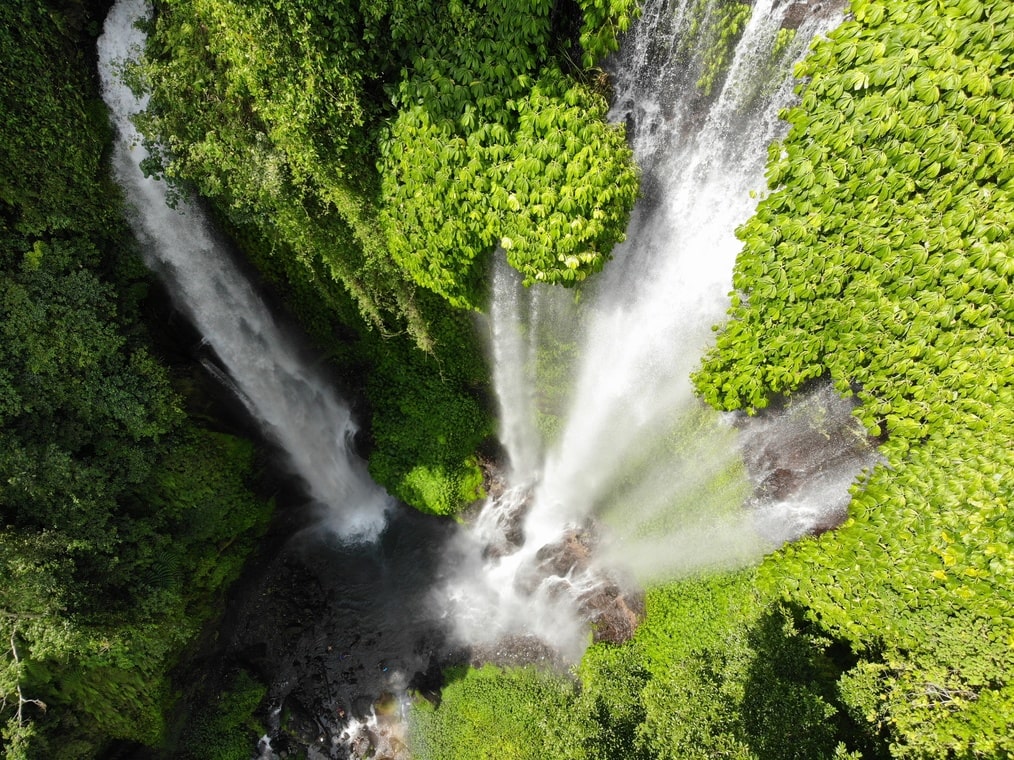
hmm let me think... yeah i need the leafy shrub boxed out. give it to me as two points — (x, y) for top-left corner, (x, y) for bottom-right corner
(694, 0), (1014, 754)
(365, 332), (493, 514)
(409, 665), (584, 760)
(380, 45), (638, 307)
(175, 668), (268, 760)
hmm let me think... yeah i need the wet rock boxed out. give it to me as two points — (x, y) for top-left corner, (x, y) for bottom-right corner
(804, 503), (850, 538)
(577, 583), (645, 645)
(477, 452), (509, 501)
(477, 487), (533, 560)
(511, 526), (594, 596)
(736, 382), (882, 539)
(534, 528), (595, 576)
(758, 467), (801, 500)
(780, 1), (811, 29)
(778, 0), (850, 30)
(513, 525), (644, 645)
(468, 634), (568, 670)
(183, 501), (463, 760)
(341, 713), (411, 760)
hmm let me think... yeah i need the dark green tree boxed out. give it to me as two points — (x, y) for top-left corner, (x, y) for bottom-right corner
(1, 2), (272, 755)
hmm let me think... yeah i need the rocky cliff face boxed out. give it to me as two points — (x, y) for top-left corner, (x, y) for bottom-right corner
(736, 381), (882, 540)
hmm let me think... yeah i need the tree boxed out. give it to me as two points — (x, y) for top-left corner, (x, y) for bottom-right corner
(694, 0), (1014, 754)
(139, 0), (640, 318)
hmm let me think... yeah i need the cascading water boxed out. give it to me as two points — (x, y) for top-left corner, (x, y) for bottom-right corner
(98, 4), (459, 758)
(97, 0), (389, 539)
(446, 0), (870, 658)
(487, 257), (543, 484)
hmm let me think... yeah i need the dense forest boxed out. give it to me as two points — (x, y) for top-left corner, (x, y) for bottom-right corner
(1, 1), (273, 756)
(1, 0), (1011, 759)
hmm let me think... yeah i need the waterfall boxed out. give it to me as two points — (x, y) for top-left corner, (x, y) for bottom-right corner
(487, 258), (542, 483)
(449, 0), (871, 656)
(528, 0), (846, 545)
(93, 0), (873, 753)
(97, 0), (390, 540)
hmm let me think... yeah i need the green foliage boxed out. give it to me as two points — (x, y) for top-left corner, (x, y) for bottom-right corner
(396, 456), (487, 516)
(138, 0), (639, 509)
(376, 0), (638, 308)
(418, 573), (877, 759)
(761, 426), (1014, 758)
(382, 65), (638, 308)
(174, 668), (268, 760)
(139, 431), (274, 609)
(140, 0), (640, 320)
(364, 310), (494, 514)
(213, 208), (496, 516)
(696, 0), (1014, 430)
(772, 27), (798, 61)
(694, 0), (1014, 754)
(139, 0), (428, 340)
(408, 665), (585, 760)
(0, 426), (271, 757)
(625, 576), (877, 759)
(0, 0), (114, 239)
(576, 0), (639, 67)
(572, 644), (651, 760)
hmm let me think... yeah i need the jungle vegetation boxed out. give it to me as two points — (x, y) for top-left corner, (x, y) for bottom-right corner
(1, 0), (1012, 757)
(1, 1), (272, 756)
(410, 0), (1014, 758)
(1, 0), (637, 755)
(694, 0), (1014, 754)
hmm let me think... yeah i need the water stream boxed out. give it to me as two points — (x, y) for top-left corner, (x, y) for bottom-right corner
(98, 0), (389, 541)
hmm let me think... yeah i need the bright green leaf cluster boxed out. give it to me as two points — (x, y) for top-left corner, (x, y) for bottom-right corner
(761, 424), (1014, 758)
(409, 664), (585, 759)
(697, 0), (1014, 428)
(694, 0), (1014, 754)
(381, 66), (638, 308)
(577, 0), (640, 67)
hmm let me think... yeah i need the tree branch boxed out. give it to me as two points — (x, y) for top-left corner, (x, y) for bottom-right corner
(8, 630), (47, 726)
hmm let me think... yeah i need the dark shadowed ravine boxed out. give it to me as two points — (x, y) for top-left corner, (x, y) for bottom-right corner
(207, 503), (462, 759)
